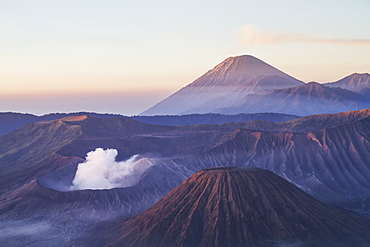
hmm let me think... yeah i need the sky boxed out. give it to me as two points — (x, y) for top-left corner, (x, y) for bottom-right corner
(1, 0), (369, 115)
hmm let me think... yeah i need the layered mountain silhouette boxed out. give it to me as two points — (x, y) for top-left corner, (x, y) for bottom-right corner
(325, 73), (370, 97)
(1, 109), (370, 245)
(88, 168), (370, 247)
(141, 55), (370, 116)
(141, 55), (303, 115)
(216, 82), (370, 115)
(1, 54), (370, 246)
(0, 112), (299, 136)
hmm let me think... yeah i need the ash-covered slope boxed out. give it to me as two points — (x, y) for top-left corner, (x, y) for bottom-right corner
(0, 115), (166, 193)
(90, 168), (370, 247)
(2, 109), (370, 200)
(217, 82), (370, 116)
(325, 73), (370, 97)
(141, 55), (302, 115)
(1, 110), (370, 245)
(0, 117), (83, 193)
(3, 113), (286, 194)
(167, 109), (370, 208)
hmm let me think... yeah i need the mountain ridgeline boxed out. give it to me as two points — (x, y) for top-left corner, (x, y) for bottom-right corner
(217, 82), (370, 116)
(141, 55), (370, 116)
(0, 112), (299, 137)
(1, 109), (370, 245)
(325, 73), (370, 97)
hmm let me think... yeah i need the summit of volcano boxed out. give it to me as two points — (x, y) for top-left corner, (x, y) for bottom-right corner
(141, 55), (303, 115)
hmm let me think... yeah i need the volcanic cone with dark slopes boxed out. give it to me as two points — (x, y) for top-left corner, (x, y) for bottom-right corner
(90, 167), (370, 247)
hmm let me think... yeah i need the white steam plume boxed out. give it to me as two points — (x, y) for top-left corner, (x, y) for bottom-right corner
(70, 148), (153, 190)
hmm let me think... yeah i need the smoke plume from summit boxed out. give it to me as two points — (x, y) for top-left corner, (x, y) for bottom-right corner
(70, 148), (153, 190)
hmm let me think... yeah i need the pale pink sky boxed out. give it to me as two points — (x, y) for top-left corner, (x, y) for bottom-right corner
(1, 0), (369, 115)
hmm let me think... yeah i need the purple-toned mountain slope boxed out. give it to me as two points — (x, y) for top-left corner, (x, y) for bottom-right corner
(0, 112), (299, 137)
(216, 82), (370, 115)
(325, 73), (370, 97)
(141, 55), (370, 116)
(85, 168), (370, 247)
(1, 110), (370, 245)
(141, 55), (303, 115)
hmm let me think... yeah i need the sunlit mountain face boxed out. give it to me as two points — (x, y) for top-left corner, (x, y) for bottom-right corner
(325, 73), (370, 97)
(141, 55), (370, 116)
(141, 55), (303, 115)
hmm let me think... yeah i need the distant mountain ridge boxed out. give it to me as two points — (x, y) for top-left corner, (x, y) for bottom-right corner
(325, 73), (370, 97)
(141, 55), (303, 115)
(0, 112), (299, 136)
(141, 55), (370, 116)
(216, 82), (370, 115)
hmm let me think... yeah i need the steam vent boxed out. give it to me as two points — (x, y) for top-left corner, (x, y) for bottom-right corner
(92, 167), (370, 247)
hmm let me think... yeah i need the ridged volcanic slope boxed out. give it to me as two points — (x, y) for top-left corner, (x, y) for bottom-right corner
(94, 168), (370, 247)
(1, 110), (370, 245)
(166, 112), (370, 207)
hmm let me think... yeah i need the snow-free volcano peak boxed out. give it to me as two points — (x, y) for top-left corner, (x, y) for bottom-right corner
(91, 167), (370, 247)
(188, 55), (302, 87)
(141, 55), (303, 115)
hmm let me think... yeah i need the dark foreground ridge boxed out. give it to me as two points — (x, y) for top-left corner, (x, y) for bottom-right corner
(86, 167), (370, 247)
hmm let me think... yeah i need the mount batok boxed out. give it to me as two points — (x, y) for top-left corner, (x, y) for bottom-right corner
(86, 168), (370, 247)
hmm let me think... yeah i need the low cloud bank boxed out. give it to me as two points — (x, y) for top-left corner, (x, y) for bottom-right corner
(0, 221), (51, 238)
(70, 148), (153, 190)
(239, 24), (370, 46)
